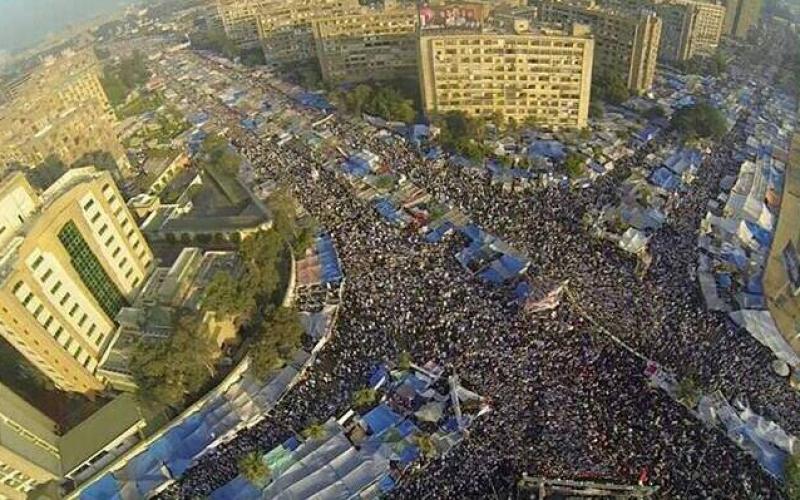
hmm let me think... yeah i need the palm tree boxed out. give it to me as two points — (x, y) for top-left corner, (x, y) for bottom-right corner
(301, 422), (327, 441)
(352, 388), (377, 409)
(238, 451), (270, 485)
(675, 375), (701, 409)
(413, 434), (437, 459)
(397, 351), (412, 370)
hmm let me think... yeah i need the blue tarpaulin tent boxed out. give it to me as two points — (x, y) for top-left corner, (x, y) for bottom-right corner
(369, 364), (389, 387)
(316, 234), (343, 284)
(362, 404), (402, 435)
(378, 474), (396, 493)
(425, 222), (454, 243)
(209, 475), (261, 500)
(80, 474), (122, 500)
(650, 167), (680, 190)
(283, 436), (300, 452)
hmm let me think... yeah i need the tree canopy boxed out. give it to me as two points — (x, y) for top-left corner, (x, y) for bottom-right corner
(352, 388), (378, 410)
(203, 271), (255, 318)
(786, 453), (800, 500)
(593, 72), (630, 105)
(564, 153), (586, 179)
(434, 111), (490, 161)
(101, 51), (150, 107)
(238, 451), (271, 485)
(249, 307), (304, 380)
(670, 101), (727, 139)
(130, 312), (218, 408)
(332, 83), (416, 123)
(301, 422), (328, 441)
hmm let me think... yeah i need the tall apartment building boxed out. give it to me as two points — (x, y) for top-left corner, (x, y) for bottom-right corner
(418, 20), (594, 129)
(723, 0), (762, 37)
(216, 0), (271, 47)
(539, 1), (661, 94)
(313, 7), (419, 85)
(657, 0), (725, 61)
(0, 168), (154, 393)
(0, 50), (129, 175)
(257, 0), (360, 65)
(0, 383), (61, 499)
(0, 381), (145, 499)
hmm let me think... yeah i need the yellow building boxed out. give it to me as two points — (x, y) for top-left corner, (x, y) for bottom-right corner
(257, 0), (360, 65)
(313, 7), (419, 85)
(0, 168), (154, 394)
(723, 0), (762, 38)
(216, 0), (271, 47)
(418, 20), (594, 129)
(0, 382), (146, 499)
(0, 50), (129, 175)
(657, 0), (726, 61)
(539, 1), (661, 94)
(0, 384), (60, 499)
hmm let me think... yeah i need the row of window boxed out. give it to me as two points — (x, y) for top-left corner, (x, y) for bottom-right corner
(84, 193), (147, 289)
(12, 282), (101, 371)
(25, 256), (106, 346)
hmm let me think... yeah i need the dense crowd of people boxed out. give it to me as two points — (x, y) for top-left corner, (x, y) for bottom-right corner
(157, 40), (798, 499)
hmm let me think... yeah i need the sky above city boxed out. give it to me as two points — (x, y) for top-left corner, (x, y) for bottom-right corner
(0, 0), (138, 53)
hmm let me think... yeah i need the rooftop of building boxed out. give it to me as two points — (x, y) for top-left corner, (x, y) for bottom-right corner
(420, 19), (594, 39)
(142, 165), (271, 235)
(100, 248), (239, 380)
(58, 393), (143, 474)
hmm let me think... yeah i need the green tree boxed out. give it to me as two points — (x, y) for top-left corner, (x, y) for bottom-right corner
(101, 51), (151, 107)
(206, 28), (240, 60)
(670, 101), (727, 139)
(413, 434), (437, 458)
(203, 271), (255, 319)
(564, 153), (586, 179)
(675, 374), (701, 408)
(589, 100), (604, 119)
(240, 230), (284, 303)
(352, 388), (378, 410)
(130, 312), (218, 408)
(302, 422), (328, 441)
(594, 72), (629, 105)
(435, 111), (489, 160)
(266, 188), (299, 242)
(249, 307), (303, 380)
(786, 453), (800, 500)
(26, 155), (67, 190)
(644, 105), (666, 120)
(397, 351), (411, 370)
(238, 452), (271, 485)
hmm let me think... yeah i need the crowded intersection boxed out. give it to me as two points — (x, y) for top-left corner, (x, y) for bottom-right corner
(150, 37), (800, 498)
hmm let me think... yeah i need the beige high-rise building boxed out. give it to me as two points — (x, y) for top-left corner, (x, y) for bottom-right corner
(539, 1), (661, 94)
(418, 21), (594, 129)
(0, 168), (154, 394)
(723, 0), (762, 37)
(216, 0), (272, 47)
(313, 7), (419, 85)
(257, 0), (360, 65)
(0, 50), (129, 175)
(657, 0), (725, 61)
(0, 380), (145, 499)
(0, 383), (61, 500)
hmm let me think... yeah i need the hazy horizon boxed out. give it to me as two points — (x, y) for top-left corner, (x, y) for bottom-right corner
(0, 0), (139, 54)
